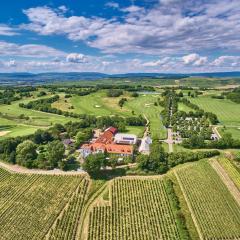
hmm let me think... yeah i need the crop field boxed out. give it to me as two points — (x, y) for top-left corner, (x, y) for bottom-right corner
(175, 160), (240, 239)
(87, 178), (180, 240)
(217, 158), (240, 190)
(0, 167), (89, 240)
(188, 95), (240, 126)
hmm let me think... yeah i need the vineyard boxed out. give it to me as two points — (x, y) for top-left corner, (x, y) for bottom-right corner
(217, 158), (240, 190)
(175, 160), (240, 239)
(87, 178), (180, 240)
(0, 167), (89, 240)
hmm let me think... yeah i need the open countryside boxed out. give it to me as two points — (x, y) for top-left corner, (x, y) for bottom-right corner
(1, 0), (240, 239)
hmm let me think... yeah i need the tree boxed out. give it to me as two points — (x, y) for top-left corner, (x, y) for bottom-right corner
(16, 140), (37, 168)
(45, 140), (65, 168)
(137, 142), (168, 174)
(82, 153), (106, 174)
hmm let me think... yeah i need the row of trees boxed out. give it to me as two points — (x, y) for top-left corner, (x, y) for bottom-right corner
(225, 87), (240, 103)
(182, 133), (240, 149)
(136, 141), (219, 174)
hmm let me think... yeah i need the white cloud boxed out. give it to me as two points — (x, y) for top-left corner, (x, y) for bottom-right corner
(211, 56), (240, 67)
(21, 1), (240, 55)
(121, 5), (144, 13)
(21, 6), (108, 41)
(5, 60), (17, 67)
(58, 5), (68, 13)
(182, 53), (207, 66)
(66, 53), (88, 63)
(142, 57), (170, 67)
(105, 2), (120, 9)
(0, 25), (18, 36)
(0, 41), (65, 58)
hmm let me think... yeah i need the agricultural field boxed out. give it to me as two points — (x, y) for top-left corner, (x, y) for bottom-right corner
(87, 178), (181, 240)
(188, 95), (240, 126)
(217, 158), (240, 189)
(0, 167), (89, 240)
(175, 160), (240, 239)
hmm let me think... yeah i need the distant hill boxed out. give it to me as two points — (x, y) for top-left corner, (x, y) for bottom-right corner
(0, 71), (240, 86)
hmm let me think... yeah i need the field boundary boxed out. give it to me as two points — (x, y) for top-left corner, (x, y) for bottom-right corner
(0, 160), (87, 176)
(210, 159), (240, 206)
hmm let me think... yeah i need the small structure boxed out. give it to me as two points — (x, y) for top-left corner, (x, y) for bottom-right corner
(211, 133), (219, 141)
(139, 136), (152, 155)
(114, 133), (137, 145)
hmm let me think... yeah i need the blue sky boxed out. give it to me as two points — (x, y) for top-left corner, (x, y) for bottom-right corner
(0, 0), (240, 73)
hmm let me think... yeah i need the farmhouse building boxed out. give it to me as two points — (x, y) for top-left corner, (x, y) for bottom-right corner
(80, 127), (135, 158)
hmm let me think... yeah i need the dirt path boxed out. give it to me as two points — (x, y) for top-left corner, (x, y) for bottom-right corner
(174, 170), (203, 240)
(210, 159), (240, 206)
(0, 161), (87, 176)
(0, 131), (11, 137)
(212, 125), (222, 139)
(77, 181), (110, 240)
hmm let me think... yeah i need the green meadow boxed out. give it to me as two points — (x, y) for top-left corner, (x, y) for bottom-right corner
(55, 91), (167, 139)
(189, 95), (240, 126)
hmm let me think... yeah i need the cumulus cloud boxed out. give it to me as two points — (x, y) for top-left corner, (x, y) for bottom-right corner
(0, 41), (65, 58)
(182, 53), (207, 66)
(21, 6), (108, 41)
(21, 1), (240, 55)
(211, 56), (240, 67)
(66, 53), (88, 63)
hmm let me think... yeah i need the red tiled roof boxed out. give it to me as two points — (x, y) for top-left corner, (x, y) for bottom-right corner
(95, 129), (114, 144)
(107, 127), (118, 134)
(106, 144), (133, 154)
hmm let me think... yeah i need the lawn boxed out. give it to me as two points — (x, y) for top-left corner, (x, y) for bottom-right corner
(189, 95), (240, 126)
(0, 96), (77, 139)
(59, 91), (167, 139)
(219, 126), (240, 140)
(178, 102), (194, 113)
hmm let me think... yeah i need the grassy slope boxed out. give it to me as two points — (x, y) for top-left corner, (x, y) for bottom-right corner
(188, 95), (240, 126)
(68, 91), (167, 139)
(0, 96), (76, 139)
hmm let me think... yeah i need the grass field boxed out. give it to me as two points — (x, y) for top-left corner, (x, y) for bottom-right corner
(55, 91), (167, 139)
(0, 96), (76, 139)
(175, 160), (240, 239)
(188, 95), (240, 126)
(124, 93), (166, 139)
(88, 178), (180, 240)
(0, 167), (89, 240)
(219, 126), (240, 139)
(178, 102), (194, 113)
